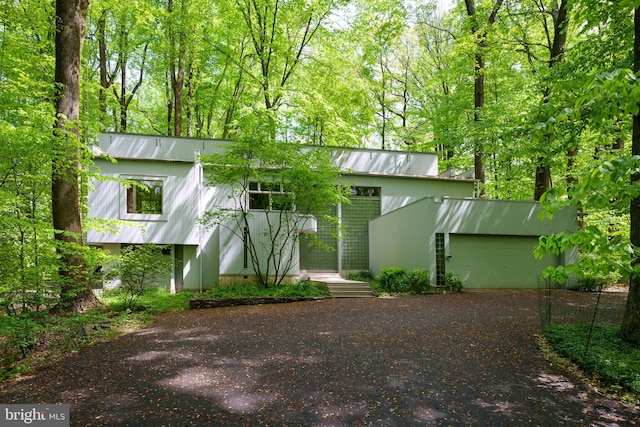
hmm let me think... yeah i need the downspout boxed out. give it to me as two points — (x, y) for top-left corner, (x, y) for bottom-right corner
(337, 201), (343, 273)
(195, 149), (203, 293)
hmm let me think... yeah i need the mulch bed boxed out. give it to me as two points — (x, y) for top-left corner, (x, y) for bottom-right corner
(189, 296), (330, 309)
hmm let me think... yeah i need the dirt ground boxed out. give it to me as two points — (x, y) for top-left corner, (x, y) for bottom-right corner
(1, 290), (638, 426)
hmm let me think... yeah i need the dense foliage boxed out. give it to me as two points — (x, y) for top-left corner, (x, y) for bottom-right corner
(0, 288), (197, 381)
(2, 0), (640, 361)
(373, 267), (462, 294)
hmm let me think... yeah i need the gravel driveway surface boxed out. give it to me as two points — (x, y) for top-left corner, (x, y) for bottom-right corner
(1, 291), (638, 426)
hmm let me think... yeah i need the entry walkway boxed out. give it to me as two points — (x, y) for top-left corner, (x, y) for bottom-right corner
(1, 292), (637, 425)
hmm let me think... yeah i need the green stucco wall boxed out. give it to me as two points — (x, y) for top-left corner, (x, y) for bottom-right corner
(369, 196), (577, 288)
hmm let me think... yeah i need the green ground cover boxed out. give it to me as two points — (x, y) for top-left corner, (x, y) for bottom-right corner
(544, 323), (640, 404)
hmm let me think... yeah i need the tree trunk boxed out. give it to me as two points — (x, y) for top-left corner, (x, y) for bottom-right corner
(533, 0), (570, 200)
(53, 0), (97, 309)
(534, 162), (551, 201)
(165, 72), (173, 136)
(168, 0), (185, 137)
(612, 118), (625, 150)
(97, 11), (109, 127)
(473, 51), (486, 195)
(119, 50), (128, 131)
(172, 60), (184, 136)
(186, 61), (194, 137)
(566, 146), (584, 227)
(465, 0), (503, 197)
(117, 24), (129, 132)
(621, 6), (640, 346)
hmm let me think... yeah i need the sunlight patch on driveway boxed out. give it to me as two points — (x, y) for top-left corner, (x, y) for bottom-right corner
(158, 366), (276, 413)
(535, 373), (576, 391)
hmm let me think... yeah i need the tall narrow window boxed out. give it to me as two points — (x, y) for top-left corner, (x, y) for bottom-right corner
(435, 233), (446, 287)
(243, 226), (249, 269)
(126, 180), (163, 214)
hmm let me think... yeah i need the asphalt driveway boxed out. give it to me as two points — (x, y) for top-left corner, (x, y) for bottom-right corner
(1, 291), (638, 426)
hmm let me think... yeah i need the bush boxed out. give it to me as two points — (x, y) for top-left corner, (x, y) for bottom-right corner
(377, 267), (410, 293)
(105, 245), (174, 310)
(346, 270), (373, 282)
(445, 272), (464, 292)
(377, 267), (431, 294)
(0, 313), (42, 353)
(575, 275), (607, 292)
(407, 269), (430, 293)
(203, 282), (330, 299)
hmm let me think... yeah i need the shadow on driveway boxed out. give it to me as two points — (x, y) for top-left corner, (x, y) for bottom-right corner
(1, 291), (638, 426)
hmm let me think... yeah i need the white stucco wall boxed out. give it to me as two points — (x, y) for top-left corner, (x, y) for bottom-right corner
(87, 159), (203, 245)
(331, 147), (439, 176)
(93, 133), (228, 161)
(94, 134), (442, 179)
(218, 211), (302, 277)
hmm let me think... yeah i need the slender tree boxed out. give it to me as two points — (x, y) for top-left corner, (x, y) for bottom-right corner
(533, 0), (570, 201)
(464, 0), (503, 196)
(236, 0), (333, 113)
(200, 110), (347, 287)
(414, 5), (459, 163)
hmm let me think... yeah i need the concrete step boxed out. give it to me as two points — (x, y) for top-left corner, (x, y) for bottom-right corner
(327, 290), (375, 298)
(327, 291), (374, 298)
(306, 273), (342, 281)
(306, 272), (374, 298)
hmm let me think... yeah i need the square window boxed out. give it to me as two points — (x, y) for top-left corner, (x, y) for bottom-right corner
(249, 192), (270, 210)
(127, 180), (163, 214)
(120, 176), (167, 221)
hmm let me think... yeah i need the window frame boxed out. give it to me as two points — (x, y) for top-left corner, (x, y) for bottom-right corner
(349, 186), (381, 198)
(120, 175), (167, 221)
(247, 181), (295, 211)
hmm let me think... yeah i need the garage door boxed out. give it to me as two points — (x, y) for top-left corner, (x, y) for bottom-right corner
(446, 234), (559, 289)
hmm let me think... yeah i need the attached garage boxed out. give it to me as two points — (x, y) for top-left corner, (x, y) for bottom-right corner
(446, 234), (559, 289)
(369, 196), (578, 289)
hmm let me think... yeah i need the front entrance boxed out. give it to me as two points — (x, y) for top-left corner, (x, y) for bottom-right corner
(299, 206), (338, 271)
(300, 188), (381, 272)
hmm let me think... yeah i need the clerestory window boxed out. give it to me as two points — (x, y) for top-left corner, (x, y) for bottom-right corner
(248, 181), (294, 211)
(350, 186), (381, 198)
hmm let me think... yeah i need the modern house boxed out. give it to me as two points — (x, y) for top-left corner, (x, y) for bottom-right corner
(87, 133), (577, 291)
